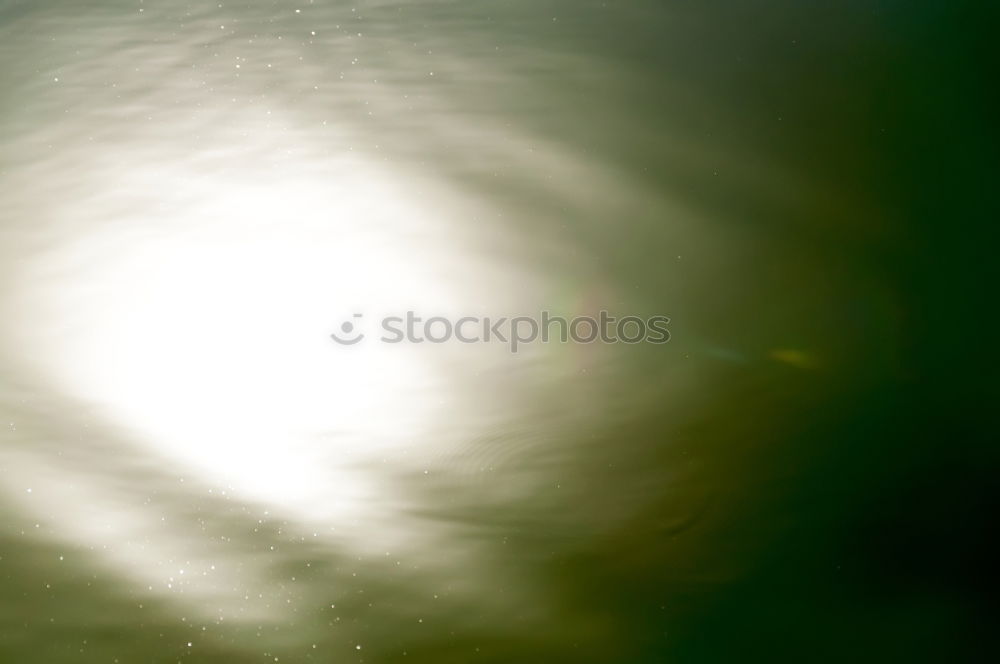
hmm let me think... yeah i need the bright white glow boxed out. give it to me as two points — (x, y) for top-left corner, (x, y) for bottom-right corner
(16, 129), (485, 527)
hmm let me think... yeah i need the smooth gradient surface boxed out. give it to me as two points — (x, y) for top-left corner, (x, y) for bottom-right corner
(1, 1), (994, 662)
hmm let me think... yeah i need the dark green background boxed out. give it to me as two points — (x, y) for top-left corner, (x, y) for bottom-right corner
(1, 1), (995, 661)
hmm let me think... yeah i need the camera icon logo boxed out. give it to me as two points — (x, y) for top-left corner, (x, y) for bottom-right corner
(330, 313), (365, 345)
